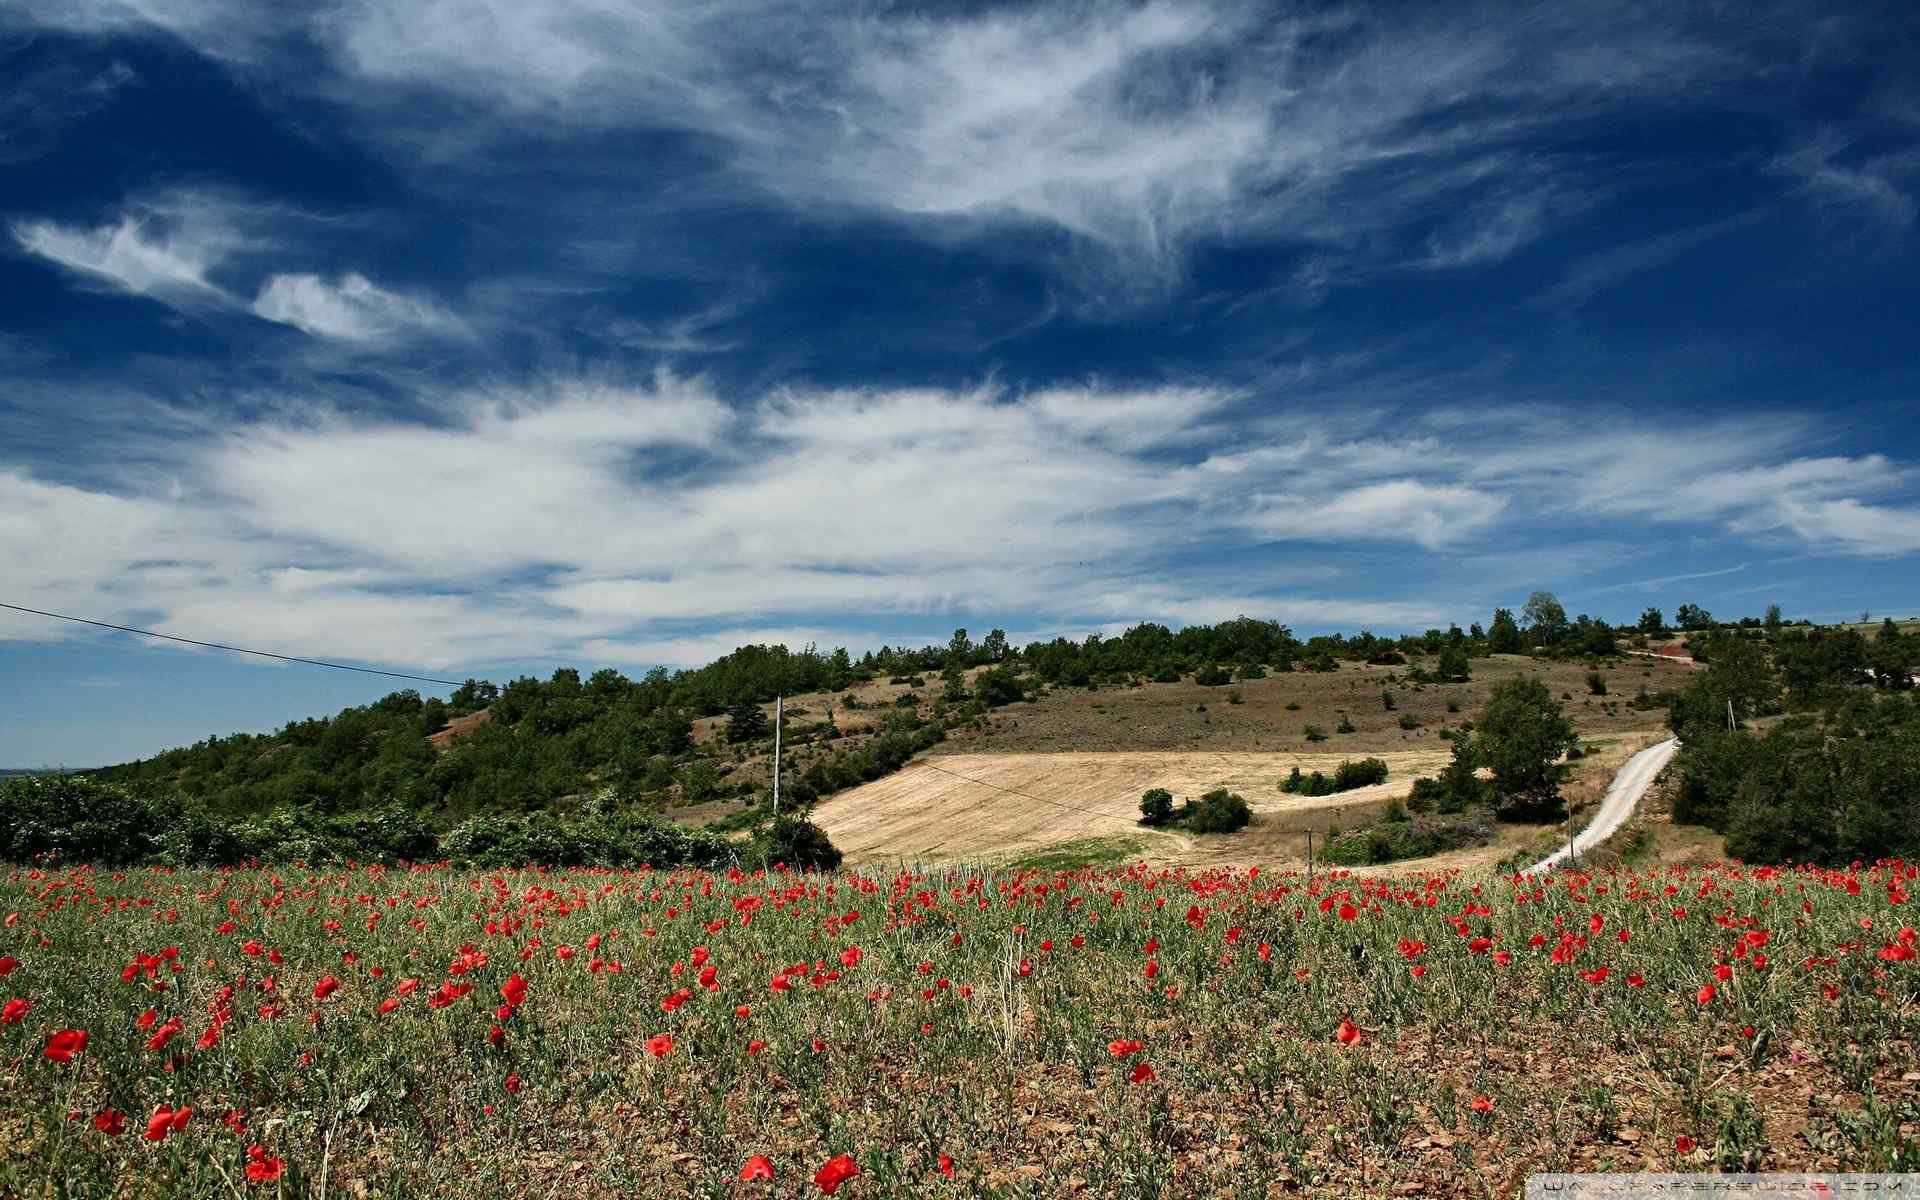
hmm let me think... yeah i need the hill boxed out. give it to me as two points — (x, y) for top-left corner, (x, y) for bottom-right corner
(15, 601), (1914, 870)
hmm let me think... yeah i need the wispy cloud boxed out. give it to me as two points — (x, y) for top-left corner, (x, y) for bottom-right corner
(1532, 212), (1765, 309)
(1591, 562), (1750, 594)
(1771, 129), (1919, 229)
(252, 273), (463, 344)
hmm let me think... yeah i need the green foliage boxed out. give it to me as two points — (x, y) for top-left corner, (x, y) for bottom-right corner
(440, 805), (736, 869)
(726, 699), (770, 744)
(973, 665), (1026, 708)
(1488, 608), (1525, 654)
(1435, 644), (1471, 682)
(1303, 725), (1327, 742)
(1182, 788), (1252, 833)
(1333, 757), (1390, 790)
(1475, 677), (1577, 822)
(1586, 670), (1608, 696)
(1138, 787), (1174, 827)
(1318, 816), (1494, 866)
(1674, 693), (1920, 863)
(1675, 603), (1714, 631)
(1194, 664), (1232, 686)
(1381, 689), (1396, 711)
(750, 815), (843, 872)
(1335, 714), (1356, 734)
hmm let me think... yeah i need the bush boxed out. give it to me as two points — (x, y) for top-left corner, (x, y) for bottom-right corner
(1336, 715), (1357, 734)
(1194, 665), (1232, 686)
(1139, 788), (1174, 827)
(1398, 713), (1421, 730)
(1303, 725), (1327, 742)
(974, 666), (1026, 708)
(1183, 788), (1251, 833)
(1586, 670), (1608, 696)
(1318, 816), (1494, 866)
(1332, 757), (1389, 790)
(750, 815), (842, 872)
(1227, 689), (1244, 705)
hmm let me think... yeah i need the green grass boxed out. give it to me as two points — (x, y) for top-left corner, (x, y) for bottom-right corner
(999, 835), (1146, 872)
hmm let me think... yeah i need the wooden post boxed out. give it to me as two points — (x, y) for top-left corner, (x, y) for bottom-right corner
(1306, 830), (1314, 882)
(772, 695), (783, 816)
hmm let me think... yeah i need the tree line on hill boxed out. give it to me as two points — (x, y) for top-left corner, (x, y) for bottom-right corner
(8, 595), (1908, 868)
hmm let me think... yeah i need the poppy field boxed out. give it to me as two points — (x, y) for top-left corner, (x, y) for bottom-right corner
(2, 858), (1915, 1199)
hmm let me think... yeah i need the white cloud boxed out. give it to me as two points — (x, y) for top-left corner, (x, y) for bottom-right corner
(8, 1), (1758, 281)
(252, 272), (463, 343)
(12, 212), (230, 301)
(5, 380), (1918, 674)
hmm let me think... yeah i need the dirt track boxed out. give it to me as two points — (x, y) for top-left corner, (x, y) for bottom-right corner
(814, 749), (1450, 865)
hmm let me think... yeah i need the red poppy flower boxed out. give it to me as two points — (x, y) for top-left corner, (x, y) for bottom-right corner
(646, 1032), (674, 1057)
(1129, 1062), (1156, 1084)
(1675, 1134), (1695, 1154)
(740, 1154), (775, 1182)
(1696, 984), (1716, 1005)
(504, 1072), (523, 1094)
(1336, 1019), (1363, 1046)
(814, 1154), (860, 1195)
(313, 975), (340, 1001)
(0, 956), (17, 977)
(144, 1105), (191, 1141)
(93, 1109), (126, 1136)
(500, 973), (528, 1007)
(1, 997), (28, 1024)
(43, 1029), (87, 1063)
(1108, 1038), (1144, 1058)
(245, 1145), (285, 1183)
(377, 997), (401, 1015)
(1470, 1096), (1494, 1113)
(938, 1153), (954, 1178)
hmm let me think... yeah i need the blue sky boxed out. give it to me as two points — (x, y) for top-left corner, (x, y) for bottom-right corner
(4, 1), (1919, 766)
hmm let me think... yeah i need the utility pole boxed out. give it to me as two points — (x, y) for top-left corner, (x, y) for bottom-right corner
(1306, 830), (1314, 882)
(772, 695), (783, 816)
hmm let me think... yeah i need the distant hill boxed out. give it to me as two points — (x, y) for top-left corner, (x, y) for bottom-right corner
(0, 767), (91, 778)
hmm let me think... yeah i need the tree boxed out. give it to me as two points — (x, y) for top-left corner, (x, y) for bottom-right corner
(1488, 608), (1525, 655)
(947, 628), (973, 666)
(1436, 644), (1472, 682)
(974, 666), (1024, 707)
(1475, 676), (1577, 821)
(725, 700), (768, 744)
(980, 629), (1009, 663)
(1521, 592), (1567, 647)
(1674, 603), (1713, 631)
(1139, 788), (1174, 827)
(1638, 608), (1665, 635)
(1764, 604), (1783, 632)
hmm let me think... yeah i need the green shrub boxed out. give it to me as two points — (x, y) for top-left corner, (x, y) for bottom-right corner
(1139, 788), (1174, 827)
(1194, 665), (1232, 686)
(1336, 715), (1357, 734)
(1333, 757), (1389, 790)
(750, 815), (842, 871)
(1303, 725), (1327, 742)
(1183, 788), (1251, 833)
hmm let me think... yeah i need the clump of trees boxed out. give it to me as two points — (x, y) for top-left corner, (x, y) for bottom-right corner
(1137, 787), (1251, 833)
(1280, 758), (1389, 797)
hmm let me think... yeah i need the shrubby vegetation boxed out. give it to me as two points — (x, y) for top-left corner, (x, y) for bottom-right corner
(1668, 618), (1919, 863)
(1280, 758), (1389, 797)
(1137, 787), (1251, 833)
(0, 773), (837, 870)
(1318, 816), (1495, 866)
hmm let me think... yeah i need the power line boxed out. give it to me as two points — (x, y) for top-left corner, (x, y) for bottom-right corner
(916, 759), (1129, 822)
(0, 601), (468, 688)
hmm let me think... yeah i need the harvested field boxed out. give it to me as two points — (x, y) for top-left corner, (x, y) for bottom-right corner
(815, 748), (1450, 866)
